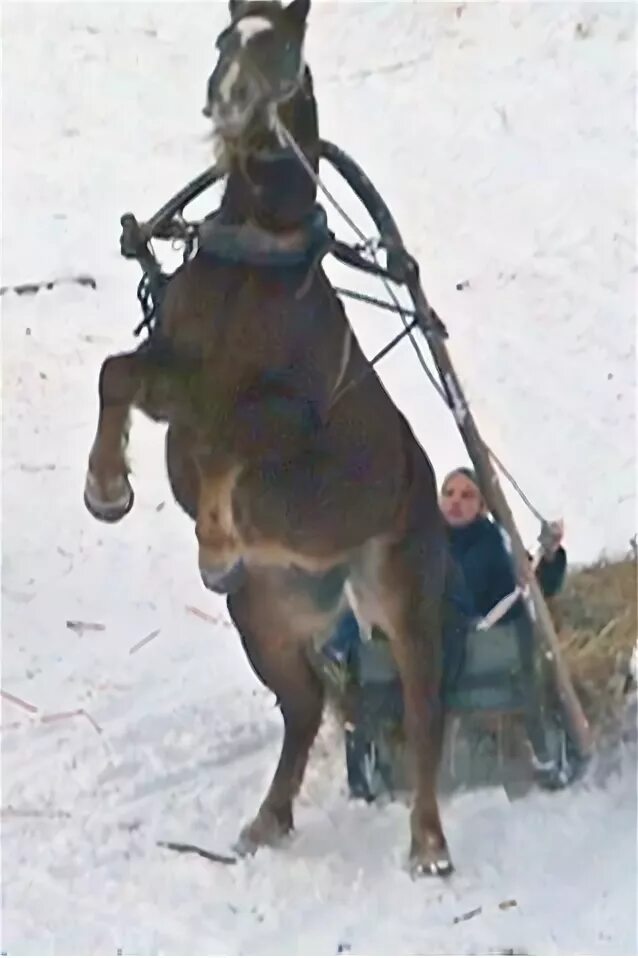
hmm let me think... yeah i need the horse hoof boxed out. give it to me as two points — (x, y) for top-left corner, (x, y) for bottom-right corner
(409, 847), (454, 879)
(234, 810), (292, 856)
(83, 473), (134, 523)
(200, 559), (246, 595)
(233, 828), (259, 859)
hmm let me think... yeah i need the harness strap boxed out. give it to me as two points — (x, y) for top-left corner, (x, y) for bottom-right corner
(330, 326), (353, 402)
(474, 549), (543, 632)
(474, 587), (525, 632)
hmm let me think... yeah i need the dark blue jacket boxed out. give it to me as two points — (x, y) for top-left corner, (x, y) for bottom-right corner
(439, 517), (566, 694)
(447, 516), (566, 625)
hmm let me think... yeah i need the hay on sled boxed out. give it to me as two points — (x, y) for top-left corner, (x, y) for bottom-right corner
(552, 552), (637, 734)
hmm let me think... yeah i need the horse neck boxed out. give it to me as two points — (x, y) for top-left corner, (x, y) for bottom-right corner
(220, 75), (320, 232)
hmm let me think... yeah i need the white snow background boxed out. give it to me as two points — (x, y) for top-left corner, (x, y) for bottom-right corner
(1, 1), (636, 955)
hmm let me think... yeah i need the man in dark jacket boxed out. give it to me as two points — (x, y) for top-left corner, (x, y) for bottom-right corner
(323, 467), (566, 681)
(320, 467), (567, 799)
(441, 467), (566, 625)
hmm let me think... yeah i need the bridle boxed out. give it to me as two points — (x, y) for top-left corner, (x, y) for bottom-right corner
(212, 10), (307, 122)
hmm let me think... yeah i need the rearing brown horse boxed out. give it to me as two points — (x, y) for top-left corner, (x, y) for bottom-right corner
(83, 0), (452, 876)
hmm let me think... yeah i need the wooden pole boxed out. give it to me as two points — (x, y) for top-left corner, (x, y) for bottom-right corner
(405, 266), (593, 762)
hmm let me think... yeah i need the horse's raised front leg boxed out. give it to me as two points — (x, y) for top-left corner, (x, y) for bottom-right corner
(83, 351), (142, 523)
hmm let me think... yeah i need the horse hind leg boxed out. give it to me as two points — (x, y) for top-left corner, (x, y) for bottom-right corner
(350, 534), (452, 877)
(226, 570), (341, 854)
(84, 351), (141, 522)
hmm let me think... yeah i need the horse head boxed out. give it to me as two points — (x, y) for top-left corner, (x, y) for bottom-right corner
(203, 0), (311, 145)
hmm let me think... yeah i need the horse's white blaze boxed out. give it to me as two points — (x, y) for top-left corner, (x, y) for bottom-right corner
(236, 16), (273, 45)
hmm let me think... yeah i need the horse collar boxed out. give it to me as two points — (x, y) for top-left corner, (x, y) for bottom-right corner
(197, 203), (332, 269)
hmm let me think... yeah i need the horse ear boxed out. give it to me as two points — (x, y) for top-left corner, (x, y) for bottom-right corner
(285, 0), (310, 28)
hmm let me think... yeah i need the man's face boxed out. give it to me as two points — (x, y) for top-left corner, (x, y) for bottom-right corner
(439, 473), (483, 527)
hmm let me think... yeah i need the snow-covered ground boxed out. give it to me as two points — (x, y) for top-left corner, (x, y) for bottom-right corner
(1, 2), (636, 954)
